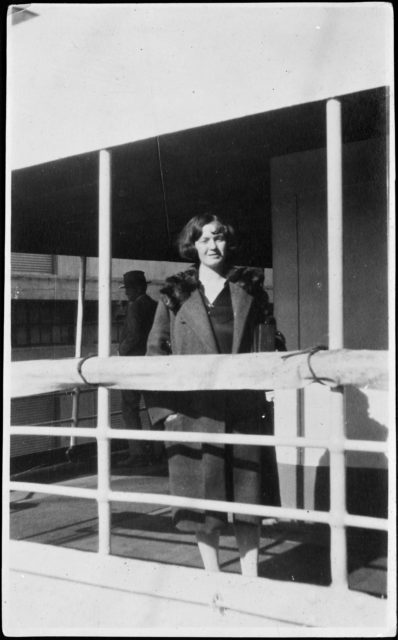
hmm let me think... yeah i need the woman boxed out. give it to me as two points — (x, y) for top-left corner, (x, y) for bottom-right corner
(146, 214), (281, 576)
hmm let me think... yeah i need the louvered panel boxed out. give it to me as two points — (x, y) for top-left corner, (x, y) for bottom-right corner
(10, 395), (59, 458)
(58, 390), (97, 448)
(56, 390), (124, 448)
(110, 390), (123, 428)
(11, 253), (55, 274)
(10, 390), (144, 457)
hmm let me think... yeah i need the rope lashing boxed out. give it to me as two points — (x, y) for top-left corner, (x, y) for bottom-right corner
(76, 354), (98, 386)
(306, 345), (337, 385)
(281, 345), (337, 386)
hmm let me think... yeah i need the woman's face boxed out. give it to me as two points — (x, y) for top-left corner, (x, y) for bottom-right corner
(194, 222), (228, 272)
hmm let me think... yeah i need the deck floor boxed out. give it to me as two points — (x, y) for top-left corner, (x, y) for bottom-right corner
(9, 459), (387, 599)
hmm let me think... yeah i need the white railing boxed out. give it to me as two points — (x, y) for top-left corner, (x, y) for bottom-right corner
(8, 348), (391, 591)
(9, 425), (390, 538)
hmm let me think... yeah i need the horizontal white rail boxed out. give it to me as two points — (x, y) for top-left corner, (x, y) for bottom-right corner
(9, 480), (388, 531)
(35, 410), (122, 426)
(10, 482), (95, 500)
(343, 513), (390, 531)
(10, 349), (389, 397)
(9, 426), (389, 454)
(9, 427), (99, 438)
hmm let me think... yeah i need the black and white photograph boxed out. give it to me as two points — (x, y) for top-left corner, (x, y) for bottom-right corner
(3, 2), (395, 636)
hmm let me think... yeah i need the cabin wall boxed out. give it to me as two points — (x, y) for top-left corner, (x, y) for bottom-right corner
(271, 137), (389, 515)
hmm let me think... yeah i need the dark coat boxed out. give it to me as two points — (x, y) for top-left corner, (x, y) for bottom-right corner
(146, 266), (280, 533)
(119, 293), (157, 357)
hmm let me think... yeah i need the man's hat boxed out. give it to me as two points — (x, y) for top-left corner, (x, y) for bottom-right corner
(119, 270), (150, 288)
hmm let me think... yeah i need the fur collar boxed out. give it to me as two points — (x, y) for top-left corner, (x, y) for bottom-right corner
(160, 265), (270, 315)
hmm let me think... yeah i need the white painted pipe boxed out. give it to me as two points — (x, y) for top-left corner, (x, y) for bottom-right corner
(9, 481), (96, 501)
(327, 98), (347, 589)
(97, 150), (112, 555)
(8, 425), (390, 454)
(70, 256), (87, 448)
(75, 256), (87, 358)
(8, 480), (389, 532)
(327, 100), (344, 350)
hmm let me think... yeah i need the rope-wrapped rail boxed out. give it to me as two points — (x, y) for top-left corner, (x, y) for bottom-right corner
(10, 349), (388, 398)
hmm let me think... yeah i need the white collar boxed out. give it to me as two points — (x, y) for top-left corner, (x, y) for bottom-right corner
(198, 265), (227, 304)
(198, 264), (226, 287)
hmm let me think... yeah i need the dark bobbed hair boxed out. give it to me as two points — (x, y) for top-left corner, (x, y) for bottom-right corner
(177, 214), (237, 262)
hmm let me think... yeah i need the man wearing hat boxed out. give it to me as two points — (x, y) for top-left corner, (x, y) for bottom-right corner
(117, 271), (157, 466)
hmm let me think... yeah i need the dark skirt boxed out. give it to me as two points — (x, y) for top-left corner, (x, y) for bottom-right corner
(164, 390), (280, 534)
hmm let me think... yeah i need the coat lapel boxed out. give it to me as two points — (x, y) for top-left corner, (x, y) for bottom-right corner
(230, 281), (254, 353)
(177, 278), (254, 354)
(178, 288), (219, 353)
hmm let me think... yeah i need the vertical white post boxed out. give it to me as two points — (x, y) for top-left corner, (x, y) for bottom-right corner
(327, 100), (344, 350)
(70, 256), (87, 447)
(387, 89), (395, 612)
(4, 101), (12, 582)
(75, 256), (87, 358)
(97, 150), (112, 554)
(326, 99), (347, 588)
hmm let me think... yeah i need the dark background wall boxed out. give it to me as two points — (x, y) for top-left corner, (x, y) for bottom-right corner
(271, 135), (388, 515)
